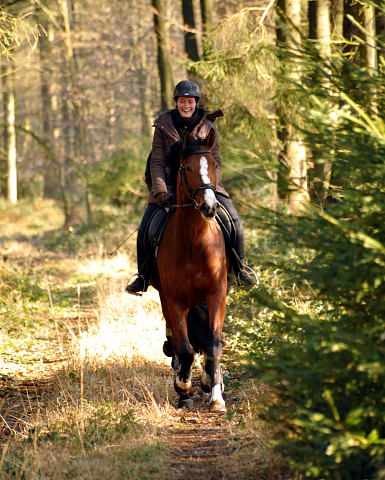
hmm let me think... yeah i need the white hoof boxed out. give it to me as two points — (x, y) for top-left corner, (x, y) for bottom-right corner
(209, 384), (226, 412)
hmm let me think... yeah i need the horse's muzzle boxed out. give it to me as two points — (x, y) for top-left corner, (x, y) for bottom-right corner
(200, 201), (218, 220)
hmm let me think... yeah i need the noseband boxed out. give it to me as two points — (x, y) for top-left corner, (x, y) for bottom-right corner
(179, 149), (217, 209)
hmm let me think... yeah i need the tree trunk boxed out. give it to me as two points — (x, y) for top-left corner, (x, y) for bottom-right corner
(133, 18), (151, 135)
(317, 0), (331, 58)
(332, 0), (344, 39)
(59, 0), (81, 227)
(4, 65), (17, 204)
(308, 0), (317, 40)
(200, 0), (213, 58)
(377, 8), (385, 68)
(285, 0), (302, 47)
(284, 0), (310, 209)
(39, 21), (61, 198)
(182, 0), (199, 61)
(200, 0), (213, 35)
(152, 0), (174, 111)
(363, 3), (377, 71)
(309, 0), (332, 206)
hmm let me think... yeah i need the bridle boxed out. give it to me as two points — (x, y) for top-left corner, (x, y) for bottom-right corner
(178, 149), (217, 209)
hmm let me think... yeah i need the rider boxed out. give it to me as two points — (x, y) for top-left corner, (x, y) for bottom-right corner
(125, 80), (255, 295)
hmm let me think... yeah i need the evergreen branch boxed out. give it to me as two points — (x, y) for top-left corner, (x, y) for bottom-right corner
(339, 91), (383, 139)
(318, 209), (385, 254)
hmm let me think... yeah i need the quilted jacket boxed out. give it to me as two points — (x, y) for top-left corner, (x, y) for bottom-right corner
(148, 108), (228, 204)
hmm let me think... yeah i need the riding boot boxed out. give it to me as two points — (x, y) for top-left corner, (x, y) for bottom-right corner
(233, 225), (256, 287)
(125, 237), (150, 295)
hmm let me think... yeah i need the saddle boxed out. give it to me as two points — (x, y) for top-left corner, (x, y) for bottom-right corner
(144, 204), (236, 260)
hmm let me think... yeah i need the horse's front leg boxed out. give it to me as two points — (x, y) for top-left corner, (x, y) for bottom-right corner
(204, 295), (227, 413)
(166, 301), (194, 409)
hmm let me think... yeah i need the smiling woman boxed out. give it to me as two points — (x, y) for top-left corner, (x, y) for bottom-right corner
(176, 96), (197, 118)
(125, 79), (256, 296)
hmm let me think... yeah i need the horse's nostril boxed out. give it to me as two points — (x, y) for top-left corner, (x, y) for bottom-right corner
(200, 202), (217, 219)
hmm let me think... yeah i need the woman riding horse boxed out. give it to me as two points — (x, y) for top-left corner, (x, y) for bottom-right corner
(125, 80), (255, 295)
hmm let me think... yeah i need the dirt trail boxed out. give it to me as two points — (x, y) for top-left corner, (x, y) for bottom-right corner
(0, 346), (289, 479)
(0, 240), (290, 478)
(160, 371), (290, 480)
(164, 379), (254, 479)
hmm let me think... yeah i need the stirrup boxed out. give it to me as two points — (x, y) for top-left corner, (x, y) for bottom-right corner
(237, 264), (259, 287)
(125, 273), (145, 297)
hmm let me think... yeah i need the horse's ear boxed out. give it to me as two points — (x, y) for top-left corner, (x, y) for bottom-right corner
(183, 131), (193, 148)
(204, 128), (216, 150)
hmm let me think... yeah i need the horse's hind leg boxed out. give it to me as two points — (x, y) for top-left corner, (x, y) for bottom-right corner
(200, 353), (212, 393)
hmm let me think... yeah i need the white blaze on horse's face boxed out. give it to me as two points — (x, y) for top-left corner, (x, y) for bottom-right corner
(200, 156), (216, 208)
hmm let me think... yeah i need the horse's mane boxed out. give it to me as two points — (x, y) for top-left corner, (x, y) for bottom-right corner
(167, 137), (205, 164)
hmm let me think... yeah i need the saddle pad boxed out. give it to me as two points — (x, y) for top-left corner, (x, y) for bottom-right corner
(215, 204), (236, 252)
(144, 207), (173, 258)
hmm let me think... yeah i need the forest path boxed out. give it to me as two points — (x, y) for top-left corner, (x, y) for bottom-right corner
(162, 372), (258, 480)
(0, 234), (289, 479)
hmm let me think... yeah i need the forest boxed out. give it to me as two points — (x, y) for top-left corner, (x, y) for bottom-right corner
(1, 0), (385, 478)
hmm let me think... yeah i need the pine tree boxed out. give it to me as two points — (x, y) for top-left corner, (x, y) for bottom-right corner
(246, 26), (385, 478)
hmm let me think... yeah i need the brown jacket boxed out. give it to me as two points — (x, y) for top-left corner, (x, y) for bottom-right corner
(148, 109), (229, 204)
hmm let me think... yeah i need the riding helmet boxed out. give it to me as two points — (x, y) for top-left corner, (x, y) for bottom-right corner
(173, 80), (200, 101)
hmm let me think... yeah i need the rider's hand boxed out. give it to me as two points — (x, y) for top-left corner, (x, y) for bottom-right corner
(156, 192), (168, 206)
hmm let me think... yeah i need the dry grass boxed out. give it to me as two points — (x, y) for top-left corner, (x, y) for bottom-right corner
(1, 248), (175, 479)
(0, 200), (292, 479)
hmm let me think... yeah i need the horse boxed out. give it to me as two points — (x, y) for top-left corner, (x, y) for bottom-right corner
(150, 128), (230, 412)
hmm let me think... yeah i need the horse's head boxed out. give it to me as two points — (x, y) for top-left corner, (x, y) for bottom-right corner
(178, 129), (218, 221)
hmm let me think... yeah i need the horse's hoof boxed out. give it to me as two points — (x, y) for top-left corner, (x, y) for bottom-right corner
(178, 398), (194, 409)
(209, 399), (227, 413)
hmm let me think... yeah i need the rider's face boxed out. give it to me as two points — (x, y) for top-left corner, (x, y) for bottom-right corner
(176, 96), (197, 118)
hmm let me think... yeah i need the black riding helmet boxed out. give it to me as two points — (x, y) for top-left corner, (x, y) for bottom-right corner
(173, 80), (200, 102)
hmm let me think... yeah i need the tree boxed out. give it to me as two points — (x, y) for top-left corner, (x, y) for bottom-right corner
(308, 0), (333, 205)
(182, 0), (199, 61)
(3, 63), (17, 203)
(277, 0), (310, 209)
(248, 50), (385, 476)
(363, 2), (377, 71)
(0, 4), (38, 202)
(200, 0), (213, 39)
(332, 0), (344, 40)
(152, 0), (174, 111)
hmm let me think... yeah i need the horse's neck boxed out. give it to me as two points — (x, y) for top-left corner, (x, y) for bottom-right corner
(174, 198), (213, 239)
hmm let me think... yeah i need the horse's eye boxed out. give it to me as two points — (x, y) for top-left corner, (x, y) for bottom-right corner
(185, 166), (192, 172)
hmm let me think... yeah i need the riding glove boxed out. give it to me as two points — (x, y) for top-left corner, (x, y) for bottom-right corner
(156, 192), (168, 206)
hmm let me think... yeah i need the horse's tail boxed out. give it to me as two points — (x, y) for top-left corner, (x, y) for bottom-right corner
(187, 303), (208, 353)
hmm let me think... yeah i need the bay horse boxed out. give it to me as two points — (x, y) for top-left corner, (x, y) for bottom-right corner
(150, 129), (230, 412)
